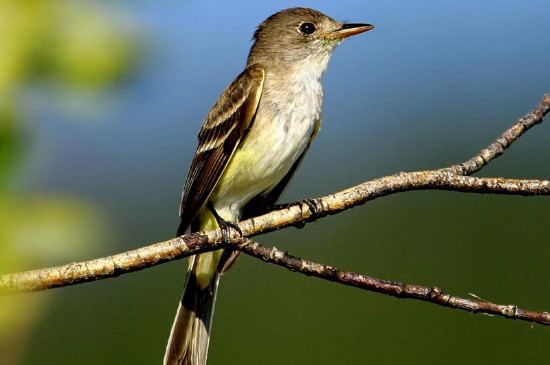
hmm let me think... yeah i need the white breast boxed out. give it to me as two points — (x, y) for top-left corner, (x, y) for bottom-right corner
(210, 69), (324, 222)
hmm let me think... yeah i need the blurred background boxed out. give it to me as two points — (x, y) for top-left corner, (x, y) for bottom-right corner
(1, 0), (550, 364)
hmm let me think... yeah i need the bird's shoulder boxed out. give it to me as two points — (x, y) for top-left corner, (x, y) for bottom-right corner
(200, 64), (265, 134)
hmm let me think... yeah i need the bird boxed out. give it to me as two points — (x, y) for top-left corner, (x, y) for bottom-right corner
(164, 7), (373, 365)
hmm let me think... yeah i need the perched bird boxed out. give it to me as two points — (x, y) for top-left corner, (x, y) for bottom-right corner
(164, 7), (373, 365)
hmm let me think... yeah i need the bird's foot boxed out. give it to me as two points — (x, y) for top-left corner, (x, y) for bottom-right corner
(273, 198), (321, 229)
(207, 202), (243, 244)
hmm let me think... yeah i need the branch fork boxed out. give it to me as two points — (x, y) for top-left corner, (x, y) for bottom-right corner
(1, 94), (549, 326)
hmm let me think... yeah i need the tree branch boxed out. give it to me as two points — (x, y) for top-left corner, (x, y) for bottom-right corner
(1, 94), (549, 325)
(237, 238), (550, 326)
(3, 174), (548, 294)
(443, 93), (550, 175)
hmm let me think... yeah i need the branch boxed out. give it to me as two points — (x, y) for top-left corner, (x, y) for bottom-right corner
(237, 239), (550, 326)
(443, 93), (550, 175)
(2, 175), (548, 294)
(1, 94), (549, 324)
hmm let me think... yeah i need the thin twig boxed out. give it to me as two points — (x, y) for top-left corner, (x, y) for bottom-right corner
(237, 239), (550, 326)
(443, 94), (550, 175)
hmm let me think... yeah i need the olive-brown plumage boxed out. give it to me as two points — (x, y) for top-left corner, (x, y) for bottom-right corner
(165, 8), (373, 365)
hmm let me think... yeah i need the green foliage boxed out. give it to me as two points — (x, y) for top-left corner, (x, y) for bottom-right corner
(0, 109), (22, 187)
(0, 1), (136, 362)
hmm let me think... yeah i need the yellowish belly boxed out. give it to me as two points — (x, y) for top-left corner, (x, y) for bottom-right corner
(209, 113), (317, 221)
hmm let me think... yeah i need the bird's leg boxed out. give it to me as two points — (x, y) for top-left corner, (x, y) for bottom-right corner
(206, 202), (243, 274)
(206, 202), (243, 243)
(272, 198), (321, 229)
(271, 202), (293, 210)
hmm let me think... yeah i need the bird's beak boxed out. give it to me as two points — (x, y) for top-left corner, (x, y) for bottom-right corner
(324, 23), (374, 39)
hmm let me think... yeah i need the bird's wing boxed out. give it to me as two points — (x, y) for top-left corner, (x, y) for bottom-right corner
(177, 64), (265, 236)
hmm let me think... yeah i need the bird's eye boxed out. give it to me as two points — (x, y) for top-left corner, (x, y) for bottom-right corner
(298, 22), (316, 35)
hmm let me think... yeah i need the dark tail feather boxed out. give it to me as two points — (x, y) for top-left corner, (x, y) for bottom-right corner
(164, 258), (220, 365)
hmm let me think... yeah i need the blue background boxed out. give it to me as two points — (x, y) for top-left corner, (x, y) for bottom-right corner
(4, 1), (550, 364)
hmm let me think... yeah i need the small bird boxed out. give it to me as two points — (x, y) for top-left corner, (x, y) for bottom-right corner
(164, 7), (373, 365)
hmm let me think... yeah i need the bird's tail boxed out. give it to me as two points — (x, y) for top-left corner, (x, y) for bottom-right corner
(164, 251), (222, 365)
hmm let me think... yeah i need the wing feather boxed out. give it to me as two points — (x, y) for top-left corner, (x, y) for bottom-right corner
(177, 65), (265, 235)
